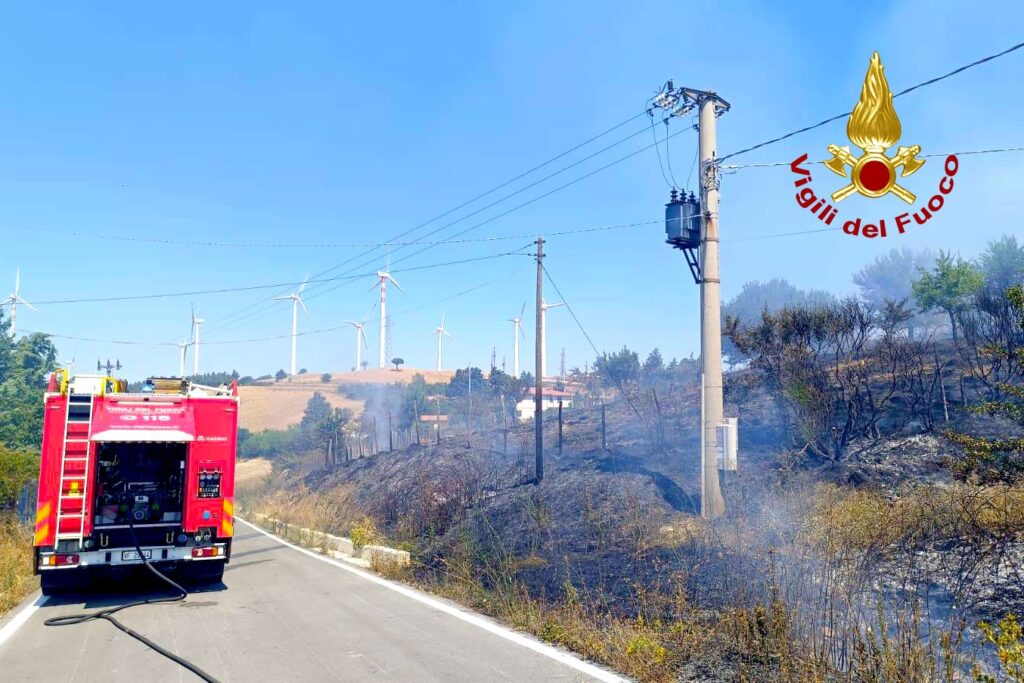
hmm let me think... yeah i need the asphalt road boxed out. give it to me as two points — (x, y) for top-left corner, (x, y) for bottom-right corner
(0, 520), (621, 682)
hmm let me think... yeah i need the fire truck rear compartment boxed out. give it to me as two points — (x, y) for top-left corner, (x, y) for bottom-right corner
(94, 442), (185, 528)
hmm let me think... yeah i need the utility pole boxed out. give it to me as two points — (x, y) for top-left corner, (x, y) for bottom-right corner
(698, 94), (727, 518)
(466, 362), (472, 447)
(534, 236), (545, 485)
(653, 82), (729, 518)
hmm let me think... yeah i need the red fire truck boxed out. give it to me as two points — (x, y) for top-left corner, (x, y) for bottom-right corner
(33, 372), (239, 595)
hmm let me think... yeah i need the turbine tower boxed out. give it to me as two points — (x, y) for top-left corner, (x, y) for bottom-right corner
(191, 305), (204, 376)
(509, 303), (526, 377)
(1, 268), (37, 336)
(176, 340), (191, 377)
(274, 278), (310, 376)
(371, 266), (405, 368)
(345, 320), (368, 372)
(540, 300), (564, 379)
(433, 312), (453, 371)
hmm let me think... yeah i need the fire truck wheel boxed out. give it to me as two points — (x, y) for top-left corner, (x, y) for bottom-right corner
(183, 561), (225, 585)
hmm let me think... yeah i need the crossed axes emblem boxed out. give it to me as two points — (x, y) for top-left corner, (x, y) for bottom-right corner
(824, 144), (925, 204)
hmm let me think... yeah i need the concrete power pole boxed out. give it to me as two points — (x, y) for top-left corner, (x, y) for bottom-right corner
(653, 82), (729, 519)
(534, 236), (545, 485)
(697, 95), (727, 519)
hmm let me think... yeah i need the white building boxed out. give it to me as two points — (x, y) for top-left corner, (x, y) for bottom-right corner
(515, 387), (573, 422)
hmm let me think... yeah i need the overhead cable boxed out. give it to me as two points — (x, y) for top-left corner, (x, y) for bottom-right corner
(718, 41), (1024, 163)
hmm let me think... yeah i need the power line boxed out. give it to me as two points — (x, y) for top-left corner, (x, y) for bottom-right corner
(216, 125), (691, 338)
(540, 263), (600, 357)
(32, 248), (530, 305)
(649, 113), (673, 188)
(23, 261), (532, 349)
(720, 145), (1024, 172)
(199, 116), (658, 335)
(663, 120), (681, 188)
(718, 41), (1024, 163)
(25, 218), (661, 250)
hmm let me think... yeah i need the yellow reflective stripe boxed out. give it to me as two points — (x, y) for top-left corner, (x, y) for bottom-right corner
(36, 502), (51, 524)
(34, 525), (49, 545)
(221, 498), (234, 537)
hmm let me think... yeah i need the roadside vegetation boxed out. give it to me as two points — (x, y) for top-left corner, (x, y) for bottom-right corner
(0, 311), (51, 615)
(240, 238), (1024, 682)
(0, 512), (35, 614)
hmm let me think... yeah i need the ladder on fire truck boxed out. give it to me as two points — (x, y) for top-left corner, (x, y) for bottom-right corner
(53, 392), (96, 547)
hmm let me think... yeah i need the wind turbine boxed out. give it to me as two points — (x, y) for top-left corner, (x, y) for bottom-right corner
(509, 303), (526, 377)
(274, 278), (310, 376)
(1, 268), (37, 336)
(173, 309), (195, 377)
(540, 300), (564, 380)
(371, 265), (405, 368)
(345, 320), (368, 372)
(433, 312), (453, 371)
(176, 340), (191, 377)
(191, 305), (204, 376)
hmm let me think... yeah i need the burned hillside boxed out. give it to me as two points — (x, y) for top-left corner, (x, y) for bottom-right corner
(239, 260), (1024, 681)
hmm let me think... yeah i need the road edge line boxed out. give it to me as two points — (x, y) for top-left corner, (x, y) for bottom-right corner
(0, 593), (48, 651)
(237, 517), (628, 683)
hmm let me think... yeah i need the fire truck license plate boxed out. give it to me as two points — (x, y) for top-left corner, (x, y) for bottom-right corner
(122, 550), (152, 561)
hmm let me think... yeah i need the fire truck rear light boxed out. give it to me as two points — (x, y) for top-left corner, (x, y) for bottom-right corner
(45, 554), (79, 566)
(191, 547), (223, 558)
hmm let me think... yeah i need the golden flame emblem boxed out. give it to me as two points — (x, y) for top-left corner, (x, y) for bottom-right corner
(824, 52), (925, 204)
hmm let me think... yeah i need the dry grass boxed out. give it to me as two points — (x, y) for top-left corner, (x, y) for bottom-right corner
(238, 385), (363, 431)
(805, 481), (1024, 578)
(236, 468), (1015, 681)
(236, 481), (363, 540)
(234, 457), (273, 486)
(417, 510), (973, 683)
(238, 367), (453, 430)
(0, 513), (36, 616)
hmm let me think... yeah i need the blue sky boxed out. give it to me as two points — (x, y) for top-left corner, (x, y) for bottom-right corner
(1, 1), (1022, 378)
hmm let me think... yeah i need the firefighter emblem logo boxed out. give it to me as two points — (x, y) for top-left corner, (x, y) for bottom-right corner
(824, 52), (925, 204)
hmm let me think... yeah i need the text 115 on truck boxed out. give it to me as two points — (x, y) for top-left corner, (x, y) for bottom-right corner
(33, 372), (239, 594)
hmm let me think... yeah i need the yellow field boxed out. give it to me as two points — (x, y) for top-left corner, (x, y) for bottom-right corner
(237, 368), (452, 432)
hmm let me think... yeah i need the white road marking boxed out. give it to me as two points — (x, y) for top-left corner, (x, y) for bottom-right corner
(237, 517), (628, 683)
(0, 594), (49, 650)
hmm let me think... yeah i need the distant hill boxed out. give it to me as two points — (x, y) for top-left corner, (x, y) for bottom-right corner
(238, 367), (454, 431)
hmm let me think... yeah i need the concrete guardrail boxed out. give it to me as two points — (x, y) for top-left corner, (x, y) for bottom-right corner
(249, 512), (411, 569)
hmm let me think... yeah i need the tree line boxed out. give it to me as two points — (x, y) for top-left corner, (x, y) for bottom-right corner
(724, 235), (1024, 477)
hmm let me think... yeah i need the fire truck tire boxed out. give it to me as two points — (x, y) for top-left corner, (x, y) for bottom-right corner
(183, 561), (224, 585)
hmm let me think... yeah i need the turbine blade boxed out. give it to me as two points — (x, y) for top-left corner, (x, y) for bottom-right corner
(19, 298), (38, 312)
(272, 295), (291, 301)
(519, 302), (526, 317)
(388, 274), (406, 294)
(14, 267), (20, 295)
(298, 296), (310, 319)
(298, 274), (309, 294)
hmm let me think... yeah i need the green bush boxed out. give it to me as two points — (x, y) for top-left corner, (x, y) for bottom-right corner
(0, 445), (36, 509)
